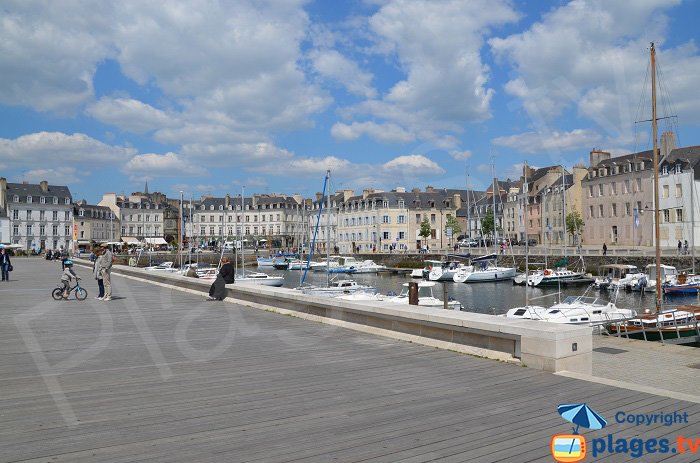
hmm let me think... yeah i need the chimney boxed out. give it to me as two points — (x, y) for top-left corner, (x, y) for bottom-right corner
(40, 180), (49, 192)
(395, 186), (405, 193)
(0, 177), (6, 209)
(362, 189), (370, 199)
(412, 187), (421, 193)
(660, 131), (677, 161)
(315, 192), (323, 203)
(453, 193), (461, 209)
(225, 194), (230, 208)
(425, 185), (434, 193)
(589, 149), (611, 167)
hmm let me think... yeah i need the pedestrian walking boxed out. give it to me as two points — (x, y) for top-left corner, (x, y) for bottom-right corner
(100, 243), (113, 300)
(602, 242), (607, 256)
(92, 246), (105, 300)
(0, 248), (12, 281)
(684, 240), (689, 255)
(678, 240), (682, 256)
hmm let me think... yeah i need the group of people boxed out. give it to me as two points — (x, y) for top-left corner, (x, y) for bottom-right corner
(58, 243), (113, 300)
(678, 240), (690, 255)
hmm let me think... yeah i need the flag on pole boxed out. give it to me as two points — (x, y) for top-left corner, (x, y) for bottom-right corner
(633, 208), (639, 228)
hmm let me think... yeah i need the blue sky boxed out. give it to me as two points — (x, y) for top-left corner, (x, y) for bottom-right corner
(1, 0), (699, 203)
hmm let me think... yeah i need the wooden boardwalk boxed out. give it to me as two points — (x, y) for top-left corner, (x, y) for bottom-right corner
(1, 259), (699, 462)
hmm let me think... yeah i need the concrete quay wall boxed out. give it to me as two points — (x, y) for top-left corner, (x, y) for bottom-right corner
(78, 260), (593, 375)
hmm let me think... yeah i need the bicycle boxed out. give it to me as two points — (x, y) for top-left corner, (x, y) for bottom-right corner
(51, 279), (87, 301)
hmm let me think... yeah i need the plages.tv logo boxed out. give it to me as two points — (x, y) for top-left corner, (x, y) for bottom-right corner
(551, 403), (607, 463)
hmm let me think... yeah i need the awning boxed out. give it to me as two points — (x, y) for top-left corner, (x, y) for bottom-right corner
(145, 237), (168, 245)
(77, 240), (90, 245)
(121, 237), (141, 244)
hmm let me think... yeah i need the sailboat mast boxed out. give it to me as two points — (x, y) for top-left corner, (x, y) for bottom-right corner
(492, 160), (498, 254)
(326, 170), (331, 288)
(651, 42), (661, 313)
(465, 165), (470, 240)
(241, 186), (245, 277)
(524, 161), (529, 306)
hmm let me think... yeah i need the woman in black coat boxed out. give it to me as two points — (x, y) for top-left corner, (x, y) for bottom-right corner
(1, 248), (12, 281)
(207, 256), (235, 301)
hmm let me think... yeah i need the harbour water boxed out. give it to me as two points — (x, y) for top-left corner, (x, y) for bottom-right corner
(274, 268), (700, 315)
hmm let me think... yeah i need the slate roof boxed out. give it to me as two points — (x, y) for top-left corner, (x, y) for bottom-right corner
(6, 182), (72, 204)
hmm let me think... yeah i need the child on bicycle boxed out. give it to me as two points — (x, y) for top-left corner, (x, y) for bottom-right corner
(60, 259), (80, 298)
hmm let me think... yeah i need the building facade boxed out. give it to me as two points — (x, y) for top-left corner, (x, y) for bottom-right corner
(0, 179), (73, 251)
(73, 200), (120, 250)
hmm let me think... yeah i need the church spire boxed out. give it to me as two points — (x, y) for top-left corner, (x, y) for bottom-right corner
(144, 178), (149, 195)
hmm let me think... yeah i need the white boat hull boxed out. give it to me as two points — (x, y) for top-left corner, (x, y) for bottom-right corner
(453, 266), (516, 283)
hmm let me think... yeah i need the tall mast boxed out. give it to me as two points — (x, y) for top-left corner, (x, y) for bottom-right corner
(651, 42), (661, 313)
(524, 161), (530, 306)
(465, 164), (470, 240)
(326, 170), (331, 288)
(241, 186), (245, 277)
(562, 164), (566, 251)
(491, 159), (497, 254)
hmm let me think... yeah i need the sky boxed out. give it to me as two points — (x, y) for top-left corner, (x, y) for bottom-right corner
(1, 0), (699, 203)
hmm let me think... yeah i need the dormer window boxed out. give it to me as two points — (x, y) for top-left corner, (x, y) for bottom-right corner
(219, 205), (223, 210)
(13, 195), (19, 202)
(662, 165), (668, 175)
(27, 196), (32, 203)
(200, 205), (205, 210)
(65, 198), (70, 205)
(53, 196), (58, 204)
(79, 209), (84, 217)
(40, 196), (46, 204)
(675, 163), (682, 174)
(209, 205), (214, 210)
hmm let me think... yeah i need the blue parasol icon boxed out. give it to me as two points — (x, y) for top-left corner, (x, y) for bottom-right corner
(557, 403), (607, 434)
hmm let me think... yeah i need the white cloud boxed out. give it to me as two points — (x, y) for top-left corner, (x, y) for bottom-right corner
(24, 167), (85, 186)
(249, 156), (352, 176)
(331, 121), (415, 143)
(123, 152), (206, 177)
(383, 155), (445, 175)
(0, 132), (135, 166)
(492, 129), (602, 154)
(331, 0), (519, 144)
(449, 150), (472, 161)
(488, 0), (700, 131)
(309, 49), (376, 98)
(85, 97), (177, 133)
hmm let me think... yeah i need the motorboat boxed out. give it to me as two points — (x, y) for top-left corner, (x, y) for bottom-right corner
(452, 254), (516, 283)
(144, 261), (178, 272)
(385, 282), (463, 310)
(346, 259), (387, 274)
(411, 259), (442, 279)
(256, 256), (274, 267)
(663, 272), (700, 295)
(300, 279), (376, 297)
(233, 272), (284, 287)
(525, 268), (589, 287)
(504, 291), (636, 326)
(196, 265), (218, 279)
(626, 264), (677, 292)
(427, 261), (460, 281)
(336, 281), (463, 310)
(594, 264), (644, 290)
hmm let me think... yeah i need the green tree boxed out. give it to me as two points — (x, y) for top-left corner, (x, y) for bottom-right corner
(566, 210), (585, 242)
(419, 217), (432, 245)
(444, 216), (461, 240)
(481, 209), (496, 238)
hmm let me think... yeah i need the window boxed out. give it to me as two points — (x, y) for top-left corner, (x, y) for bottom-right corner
(610, 183), (617, 195)
(382, 215), (390, 224)
(382, 231), (390, 240)
(430, 214), (436, 224)
(40, 225), (45, 236)
(675, 163), (682, 174)
(398, 232), (405, 240)
(416, 214), (421, 224)
(13, 210), (18, 220)
(65, 198), (70, 204)
(27, 196), (32, 203)
(676, 184), (682, 197)
(663, 210), (670, 223)
(598, 184), (604, 196)
(676, 209), (683, 223)
(26, 210), (32, 220)
(13, 225), (18, 236)
(53, 197), (58, 204)
(40, 196), (45, 204)
(662, 185), (669, 198)
(588, 205), (594, 218)
(64, 225), (70, 236)
(40, 210), (45, 220)
(588, 186), (593, 197)
(611, 204), (617, 217)
(624, 180), (630, 194)
(662, 165), (668, 175)
(625, 203), (631, 216)
(26, 224), (32, 236)
(397, 215), (405, 224)
(636, 178), (642, 192)
(598, 205), (604, 218)
(12, 195), (19, 202)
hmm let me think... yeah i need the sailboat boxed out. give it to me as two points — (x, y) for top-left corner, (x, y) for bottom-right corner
(608, 43), (700, 342)
(297, 170), (375, 296)
(233, 188), (284, 287)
